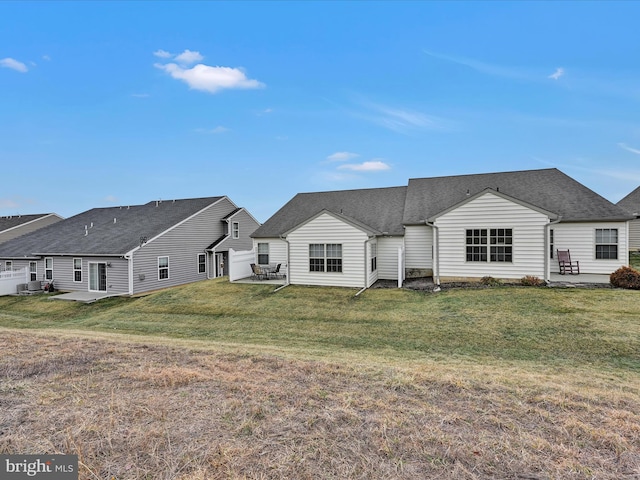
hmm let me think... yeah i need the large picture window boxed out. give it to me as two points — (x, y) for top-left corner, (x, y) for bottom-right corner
(595, 228), (618, 259)
(309, 243), (342, 273)
(158, 256), (169, 280)
(466, 228), (512, 262)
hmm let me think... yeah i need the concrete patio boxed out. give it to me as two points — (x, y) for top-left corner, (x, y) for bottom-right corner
(548, 273), (611, 286)
(50, 291), (123, 303)
(234, 276), (287, 286)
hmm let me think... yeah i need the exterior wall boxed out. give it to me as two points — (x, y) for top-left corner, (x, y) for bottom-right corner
(131, 198), (236, 294)
(377, 236), (404, 280)
(49, 256), (129, 294)
(252, 238), (288, 269)
(628, 219), (640, 251)
(435, 192), (549, 281)
(551, 222), (629, 274)
(0, 215), (62, 244)
(405, 225), (433, 277)
(286, 213), (368, 288)
(216, 210), (261, 252)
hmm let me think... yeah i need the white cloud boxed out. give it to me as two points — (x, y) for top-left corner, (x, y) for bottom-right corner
(104, 195), (118, 203)
(42, 55), (51, 61)
(618, 143), (640, 155)
(174, 49), (204, 65)
(338, 160), (391, 172)
(155, 62), (264, 94)
(0, 58), (28, 73)
(423, 49), (529, 81)
(548, 67), (565, 80)
(196, 126), (230, 134)
(131, 93), (150, 98)
(153, 49), (173, 58)
(357, 100), (451, 134)
(0, 198), (20, 209)
(327, 151), (359, 162)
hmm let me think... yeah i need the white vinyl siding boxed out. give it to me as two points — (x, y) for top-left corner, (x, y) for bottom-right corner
(287, 212), (368, 288)
(435, 192), (549, 280)
(377, 236), (404, 280)
(552, 222), (628, 274)
(405, 225), (433, 271)
(252, 238), (288, 276)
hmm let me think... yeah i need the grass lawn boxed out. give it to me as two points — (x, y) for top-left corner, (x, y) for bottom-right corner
(1, 279), (639, 479)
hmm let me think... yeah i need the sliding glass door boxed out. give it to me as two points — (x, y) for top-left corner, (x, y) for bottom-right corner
(89, 262), (107, 292)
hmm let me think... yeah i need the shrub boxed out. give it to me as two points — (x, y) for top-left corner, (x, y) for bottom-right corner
(521, 275), (544, 287)
(480, 276), (501, 286)
(610, 266), (640, 290)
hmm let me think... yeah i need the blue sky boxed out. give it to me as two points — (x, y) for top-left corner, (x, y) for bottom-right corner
(1, 1), (639, 222)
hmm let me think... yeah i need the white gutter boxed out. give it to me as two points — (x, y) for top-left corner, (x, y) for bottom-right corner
(279, 235), (291, 289)
(544, 216), (562, 282)
(425, 220), (440, 286)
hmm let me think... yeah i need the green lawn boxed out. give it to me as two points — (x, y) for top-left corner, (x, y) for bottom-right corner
(0, 278), (638, 372)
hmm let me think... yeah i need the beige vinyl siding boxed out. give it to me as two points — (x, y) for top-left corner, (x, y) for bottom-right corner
(287, 213), (368, 288)
(405, 225), (433, 273)
(131, 198), (234, 294)
(628, 219), (640, 250)
(435, 192), (549, 280)
(377, 236), (403, 280)
(552, 222), (628, 274)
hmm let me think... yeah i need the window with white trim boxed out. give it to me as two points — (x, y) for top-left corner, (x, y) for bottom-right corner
(29, 261), (37, 281)
(257, 243), (269, 265)
(5, 261), (12, 271)
(45, 257), (53, 280)
(197, 253), (206, 274)
(73, 258), (82, 282)
(309, 244), (342, 273)
(232, 222), (239, 239)
(466, 228), (512, 262)
(550, 229), (554, 259)
(158, 256), (169, 280)
(595, 228), (618, 259)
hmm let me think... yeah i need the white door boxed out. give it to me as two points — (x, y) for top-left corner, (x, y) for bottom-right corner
(89, 262), (107, 291)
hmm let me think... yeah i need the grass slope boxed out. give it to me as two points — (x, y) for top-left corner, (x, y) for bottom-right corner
(1, 280), (639, 479)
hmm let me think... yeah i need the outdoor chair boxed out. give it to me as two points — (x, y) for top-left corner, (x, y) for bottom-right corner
(272, 263), (283, 279)
(250, 263), (265, 280)
(557, 249), (580, 275)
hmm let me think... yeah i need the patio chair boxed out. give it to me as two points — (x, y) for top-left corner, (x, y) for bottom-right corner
(272, 263), (283, 279)
(557, 249), (580, 275)
(250, 263), (265, 280)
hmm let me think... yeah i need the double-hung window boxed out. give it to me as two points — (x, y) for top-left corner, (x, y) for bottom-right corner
(309, 244), (342, 273)
(232, 222), (239, 239)
(73, 258), (82, 282)
(595, 228), (618, 259)
(197, 253), (206, 274)
(466, 228), (512, 262)
(257, 243), (269, 264)
(158, 256), (169, 280)
(45, 257), (53, 280)
(5, 261), (12, 271)
(370, 243), (377, 272)
(29, 261), (37, 281)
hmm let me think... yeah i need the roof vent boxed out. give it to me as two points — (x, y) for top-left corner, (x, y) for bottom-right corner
(114, 218), (117, 224)
(466, 189), (470, 196)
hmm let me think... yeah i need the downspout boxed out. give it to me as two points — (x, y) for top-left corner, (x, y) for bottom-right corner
(275, 235), (291, 290)
(124, 252), (133, 295)
(545, 216), (562, 282)
(425, 220), (440, 287)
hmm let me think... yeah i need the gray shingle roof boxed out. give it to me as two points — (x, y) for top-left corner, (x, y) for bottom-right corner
(403, 168), (631, 224)
(0, 197), (224, 258)
(0, 214), (60, 233)
(251, 186), (408, 238)
(617, 186), (640, 216)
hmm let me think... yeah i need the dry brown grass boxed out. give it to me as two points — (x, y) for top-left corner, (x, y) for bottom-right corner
(1, 330), (639, 479)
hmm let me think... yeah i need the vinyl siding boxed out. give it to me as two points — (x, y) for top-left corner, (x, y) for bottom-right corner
(628, 219), (640, 250)
(287, 213), (368, 288)
(131, 198), (236, 294)
(48, 256), (129, 294)
(551, 222), (629, 274)
(253, 238), (288, 273)
(405, 225), (433, 271)
(366, 239), (378, 287)
(377, 236), (403, 280)
(215, 210), (261, 252)
(435, 192), (549, 280)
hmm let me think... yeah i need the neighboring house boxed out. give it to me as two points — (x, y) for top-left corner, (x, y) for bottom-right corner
(617, 186), (640, 251)
(0, 213), (63, 247)
(251, 168), (632, 288)
(0, 197), (259, 295)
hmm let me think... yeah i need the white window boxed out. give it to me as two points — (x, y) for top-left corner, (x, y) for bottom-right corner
(595, 228), (618, 259)
(257, 243), (269, 264)
(550, 229), (554, 259)
(197, 253), (206, 274)
(73, 258), (82, 282)
(5, 261), (12, 271)
(232, 222), (239, 239)
(29, 261), (37, 281)
(466, 229), (512, 262)
(45, 257), (53, 280)
(158, 256), (169, 280)
(309, 244), (342, 273)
